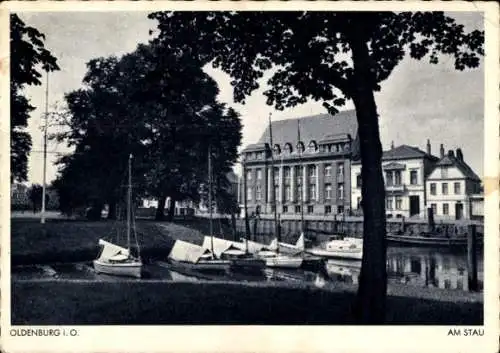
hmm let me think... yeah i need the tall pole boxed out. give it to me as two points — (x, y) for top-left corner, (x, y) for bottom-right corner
(208, 145), (214, 256)
(297, 120), (305, 234)
(268, 113), (280, 252)
(127, 154), (132, 251)
(41, 71), (49, 224)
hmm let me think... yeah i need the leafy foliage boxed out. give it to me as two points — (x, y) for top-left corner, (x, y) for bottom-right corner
(10, 14), (59, 182)
(149, 11), (483, 323)
(53, 42), (242, 218)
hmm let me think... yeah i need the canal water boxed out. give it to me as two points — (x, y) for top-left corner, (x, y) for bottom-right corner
(11, 246), (483, 292)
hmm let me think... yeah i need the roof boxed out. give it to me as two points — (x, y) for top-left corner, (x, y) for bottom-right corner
(433, 154), (481, 181)
(256, 110), (358, 146)
(382, 145), (439, 161)
(352, 144), (439, 164)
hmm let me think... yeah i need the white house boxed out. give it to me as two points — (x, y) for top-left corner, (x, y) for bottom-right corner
(425, 148), (481, 220)
(351, 140), (439, 218)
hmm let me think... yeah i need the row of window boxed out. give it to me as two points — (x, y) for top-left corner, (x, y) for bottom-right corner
(429, 182), (461, 195)
(270, 141), (351, 156)
(247, 164), (345, 181)
(429, 203), (456, 215)
(386, 197), (404, 210)
(247, 183), (345, 201)
(273, 204), (345, 214)
(355, 170), (420, 188)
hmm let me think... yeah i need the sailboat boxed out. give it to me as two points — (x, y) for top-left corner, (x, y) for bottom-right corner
(93, 154), (143, 278)
(252, 113), (303, 269)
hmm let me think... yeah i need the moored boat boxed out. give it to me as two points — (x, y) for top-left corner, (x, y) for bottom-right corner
(168, 239), (231, 271)
(306, 237), (363, 261)
(386, 232), (483, 247)
(93, 154), (142, 278)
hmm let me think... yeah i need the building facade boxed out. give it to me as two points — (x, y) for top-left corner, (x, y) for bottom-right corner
(351, 141), (439, 218)
(425, 148), (481, 220)
(241, 111), (358, 217)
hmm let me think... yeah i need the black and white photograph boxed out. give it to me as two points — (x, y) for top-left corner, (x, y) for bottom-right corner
(2, 1), (498, 353)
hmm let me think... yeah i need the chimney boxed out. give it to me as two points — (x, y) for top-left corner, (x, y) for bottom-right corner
(456, 148), (463, 161)
(390, 141), (394, 149)
(440, 144), (445, 158)
(426, 139), (431, 155)
(448, 149), (455, 158)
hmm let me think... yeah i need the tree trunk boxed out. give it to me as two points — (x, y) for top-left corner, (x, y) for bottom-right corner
(350, 33), (387, 324)
(166, 197), (176, 221)
(107, 200), (117, 220)
(155, 195), (167, 221)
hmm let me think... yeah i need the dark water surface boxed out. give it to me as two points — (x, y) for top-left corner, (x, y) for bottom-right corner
(11, 246), (483, 293)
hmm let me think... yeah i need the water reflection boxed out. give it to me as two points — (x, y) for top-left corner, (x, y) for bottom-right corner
(323, 247), (484, 292)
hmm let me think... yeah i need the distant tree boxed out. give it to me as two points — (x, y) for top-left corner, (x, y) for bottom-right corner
(149, 11), (484, 323)
(54, 42), (241, 220)
(27, 183), (49, 213)
(10, 14), (59, 182)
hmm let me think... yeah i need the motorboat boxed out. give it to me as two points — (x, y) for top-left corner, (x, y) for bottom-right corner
(306, 236), (363, 261)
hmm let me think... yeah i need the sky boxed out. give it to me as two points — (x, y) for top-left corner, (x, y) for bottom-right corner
(17, 11), (485, 185)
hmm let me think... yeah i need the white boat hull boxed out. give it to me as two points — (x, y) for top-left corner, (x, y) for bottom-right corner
(93, 259), (142, 278)
(264, 256), (303, 269)
(306, 248), (363, 261)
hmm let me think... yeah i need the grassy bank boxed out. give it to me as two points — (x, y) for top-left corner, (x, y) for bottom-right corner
(11, 280), (482, 325)
(10, 217), (241, 265)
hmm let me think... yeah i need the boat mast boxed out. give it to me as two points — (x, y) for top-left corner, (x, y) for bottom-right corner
(208, 145), (214, 257)
(297, 120), (305, 234)
(268, 113), (279, 253)
(127, 153), (132, 251)
(41, 70), (49, 224)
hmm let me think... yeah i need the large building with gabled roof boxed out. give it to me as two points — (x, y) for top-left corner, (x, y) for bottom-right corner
(351, 140), (439, 219)
(426, 147), (482, 220)
(241, 110), (359, 217)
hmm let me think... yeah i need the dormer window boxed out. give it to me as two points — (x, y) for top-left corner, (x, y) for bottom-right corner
(296, 142), (305, 154)
(308, 141), (318, 153)
(273, 144), (281, 155)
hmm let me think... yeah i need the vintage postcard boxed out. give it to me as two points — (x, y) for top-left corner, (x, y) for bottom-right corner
(1, 1), (498, 352)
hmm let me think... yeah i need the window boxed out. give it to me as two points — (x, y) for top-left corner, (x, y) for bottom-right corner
(256, 185), (262, 201)
(282, 205), (288, 213)
(309, 184), (317, 200)
(454, 182), (461, 194)
(324, 165), (332, 177)
(337, 183), (344, 200)
(395, 196), (402, 210)
(337, 163), (344, 179)
(273, 167), (279, 184)
(297, 142), (305, 153)
(357, 197), (362, 209)
(325, 184), (332, 200)
(284, 186), (291, 201)
(307, 205), (314, 214)
(337, 205), (344, 214)
(394, 170), (402, 185)
(256, 169), (262, 181)
(356, 174), (362, 188)
(295, 166), (303, 179)
(386, 171), (393, 186)
(295, 205), (301, 213)
(441, 167), (448, 178)
(297, 186), (303, 201)
(325, 205), (332, 214)
(442, 183), (448, 195)
(284, 167), (291, 181)
(274, 186), (279, 201)
(247, 187), (252, 201)
(246, 170), (252, 181)
(410, 170), (418, 185)
(386, 198), (393, 210)
(443, 203), (449, 215)
(273, 144), (281, 156)
(256, 152), (263, 160)
(431, 203), (437, 215)
(308, 165), (316, 178)
(430, 183), (436, 195)
(284, 143), (293, 154)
